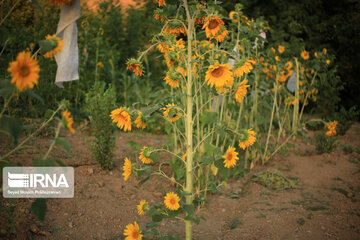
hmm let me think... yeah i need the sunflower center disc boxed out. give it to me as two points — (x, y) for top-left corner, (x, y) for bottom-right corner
(211, 67), (224, 78)
(170, 198), (176, 204)
(227, 153), (233, 161)
(20, 66), (30, 77)
(208, 19), (219, 29)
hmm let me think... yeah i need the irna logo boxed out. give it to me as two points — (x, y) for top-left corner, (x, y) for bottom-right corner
(8, 172), (69, 188)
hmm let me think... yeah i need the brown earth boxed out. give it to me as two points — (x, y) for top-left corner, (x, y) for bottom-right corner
(1, 123), (360, 240)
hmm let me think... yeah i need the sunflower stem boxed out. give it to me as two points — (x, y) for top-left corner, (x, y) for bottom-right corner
(43, 121), (62, 160)
(292, 58), (300, 133)
(1, 104), (63, 160)
(183, 1), (193, 239)
(0, 89), (15, 119)
(0, 0), (20, 27)
(263, 72), (279, 164)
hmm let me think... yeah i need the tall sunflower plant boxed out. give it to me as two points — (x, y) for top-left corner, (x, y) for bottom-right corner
(0, 0), (77, 223)
(112, 1), (271, 239)
(256, 42), (336, 164)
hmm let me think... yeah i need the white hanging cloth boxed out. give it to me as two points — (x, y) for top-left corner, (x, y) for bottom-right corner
(55, 0), (81, 88)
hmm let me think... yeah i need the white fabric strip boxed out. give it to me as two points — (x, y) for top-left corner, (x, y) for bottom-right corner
(55, 0), (81, 88)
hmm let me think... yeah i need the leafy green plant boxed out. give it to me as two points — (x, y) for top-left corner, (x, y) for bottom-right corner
(332, 106), (359, 135)
(314, 132), (337, 154)
(251, 169), (298, 190)
(341, 144), (354, 154)
(85, 82), (116, 170)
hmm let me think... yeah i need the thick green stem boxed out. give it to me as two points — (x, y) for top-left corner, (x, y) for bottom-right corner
(292, 58), (300, 133)
(263, 73), (279, 164)
(183, 1), (193, 239)
(94, 34), (100, 82)
(43, 122), (62, 159)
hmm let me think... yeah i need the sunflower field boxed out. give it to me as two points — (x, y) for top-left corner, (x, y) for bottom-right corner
(1, 0), (360, 239)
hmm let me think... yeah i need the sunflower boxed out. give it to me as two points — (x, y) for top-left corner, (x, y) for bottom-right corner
(195, 16), (206, 25)
(326, 59), (330, 65)
(43, 34), (65, 59)
(327, 121), (338, 131)
(123, 221), (142, 240)
(222, 146), (239, 168)
(164, 26), (186, 36)
(323, 48), (327, 55)
(154, 13), (165, 22)
(137, 200), (148, 215)
(126, 59), (144, 76)
(139, 146), (153, 164)
(8, 51), (40, 92)
(233, 59), (256, 78)
(202, 16), (224, 38)
(164, 71), (180, 88)
(157, 43), (169, 53)
(229, 11), (238, 23)
(134, 112), (146, 129)
(278, 45), (285, 54)
(205, 63), (233, 88)
(110, 107), (132, 131)
(164, 192), (180, 211)
(214, 28), (229, 43)
(162, 103), (182, 122)
(154, 0), (166, 7)
(97, 62), (104, 68)
(176, 66), (187, 77)
(216, 72), (234, 93)
(238, 129), (256, 150)
(61, 109), (76, 134)
(301, 50), (309, 60)
(50, 0), (74, 5)
(325, 130), (336, 136)
(122, 157), (132, 181)
(235, 79), (250, 103)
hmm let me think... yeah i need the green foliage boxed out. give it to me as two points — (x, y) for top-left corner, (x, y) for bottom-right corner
(31, 198), (47, 222)
(252, 169), (298, 190)
(297, 218), (305, 226)
(332, 106), (359, 135)
(0, 200), (16, 236)
(85, 82), (116, 170)
(314, 132), (337, 154)
(223, 0), (358, 113)
(341, 144), (354, 154)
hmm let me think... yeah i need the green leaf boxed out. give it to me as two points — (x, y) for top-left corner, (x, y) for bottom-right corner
(138, 175), (150, 187)
(39, 40), (54, 52)
(55, 159), (66, 167)
(30, 0), (44, 14)
(200, 155), (215, 165)
(200, 111), (218, 126)
(0, 86), (13, 98)
(146, 206), (158, 218)
(0, 27), (9, 45)
(25, 90), (44, 104)
(145, 222), (158, 228)
(31, 199), (47, 222)
(33, 158), (55, 167)
(127, 141), (142, 151)
(0, 116), (24, 145)
(183, 204), (194, 215)
(55, 137), (71, 153)
(152, 214), (164, 222)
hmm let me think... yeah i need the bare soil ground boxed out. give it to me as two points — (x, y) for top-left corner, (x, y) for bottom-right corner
(1, 123), (360, 240)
